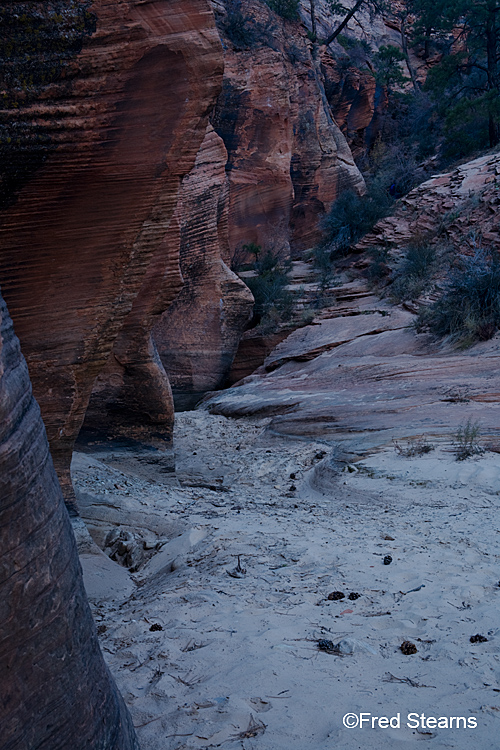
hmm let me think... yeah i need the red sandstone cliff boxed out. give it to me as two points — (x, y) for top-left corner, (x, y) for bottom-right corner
(0, 289), (138, 749)
(0, 0), (223, 510)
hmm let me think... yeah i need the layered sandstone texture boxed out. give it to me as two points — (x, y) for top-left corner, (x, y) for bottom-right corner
(210, 0), (364, 257)
(0, 0), (223, 509)
(153, 125), (254, 409)
(202, 279), (500, 453)
(0, 290), (139, 750)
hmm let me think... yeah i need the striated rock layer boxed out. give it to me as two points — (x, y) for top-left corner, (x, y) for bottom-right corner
(0, 289), (139, 750)
(202, 281), (500, 452)
(153, 125), (254, 409)
(354, 152), (500, 253)
(0, 0), (223, 510)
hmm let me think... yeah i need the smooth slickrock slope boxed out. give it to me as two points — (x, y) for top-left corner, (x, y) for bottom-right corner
(202, 281), (500, 453)
(0, 289), (139, 750)
(0, 0), (223, 511)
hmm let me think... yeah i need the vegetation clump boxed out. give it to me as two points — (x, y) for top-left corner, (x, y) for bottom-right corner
(265, 0), (299, 21)
(390, 239), (436, 302)
(221, 0), (260, 49)
(453, 419), (484, 461)
(237, 243), (293, 332)
(310, 185), (392, 290)
(416, 247), (500, 345)
(394, 437), (435, 457)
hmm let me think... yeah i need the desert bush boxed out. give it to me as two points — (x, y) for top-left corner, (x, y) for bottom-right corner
(364, 136), (423, 199)
(320, 188), (391, 258)
(365, 246), (390, 283)
(453, 420), (484, 461)
(391, 240), (436, 302)
(309, 244), (341, 295)
(241, 244), (293, 331)
(311, 187), (392, 295)
(265, 0), (299, 21)
(394, 437), (434, 457)
(222, 0), (259, 49)
(416, 247), (500, 345)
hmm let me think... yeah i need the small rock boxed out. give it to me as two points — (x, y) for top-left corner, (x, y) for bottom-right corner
(317, 639), (335, 651)
(289, 485), (297, 491)
(400, 640), (418, 655)
(150, 623), (163, 632)
(470, 634), (488, 643)
(336, 637), (377, 655)
(327, 591), (345, 601)
(348, 592), (361, 600)
(384, 555), (393, 565)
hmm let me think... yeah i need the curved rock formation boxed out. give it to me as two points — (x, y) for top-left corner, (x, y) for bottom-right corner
(0, 289), (138, 750)
(0, 0), (223, 510)
(153, 125), (254, 409)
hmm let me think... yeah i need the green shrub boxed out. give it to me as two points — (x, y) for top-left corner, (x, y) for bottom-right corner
(265, 0), (299, 21)
(416, 248), (500, 346)
(365, 246), (390, 283)
(321, 189), (390, 258)
(453, 420), (484, 461)
(240, 245), (293, 332)
(222, 0), (259, 49)
(391, 240), (436, 302)
(374, 45), (406, 90)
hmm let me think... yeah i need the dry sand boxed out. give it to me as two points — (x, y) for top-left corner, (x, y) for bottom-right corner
(73, 411), (500, 749)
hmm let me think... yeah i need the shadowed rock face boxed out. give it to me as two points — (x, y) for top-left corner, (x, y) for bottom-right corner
(0, 0), (223, 511)
(0, 290), (138, 750)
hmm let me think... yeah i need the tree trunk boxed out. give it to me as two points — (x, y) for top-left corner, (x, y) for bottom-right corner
(424, 25), (432, 59)
(323, 0), (365, 47)
(401, 15), (420, 91)
(0, 290), (139, 750)
(310, 0), (317, 40)
(486, 3), (500, 145)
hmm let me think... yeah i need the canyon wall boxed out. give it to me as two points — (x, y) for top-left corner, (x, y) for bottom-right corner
(0, 289), (138, 750)
(152, 0), (367, 405)
(210, 0), (365, 258)
(0, 0), (223, 510)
